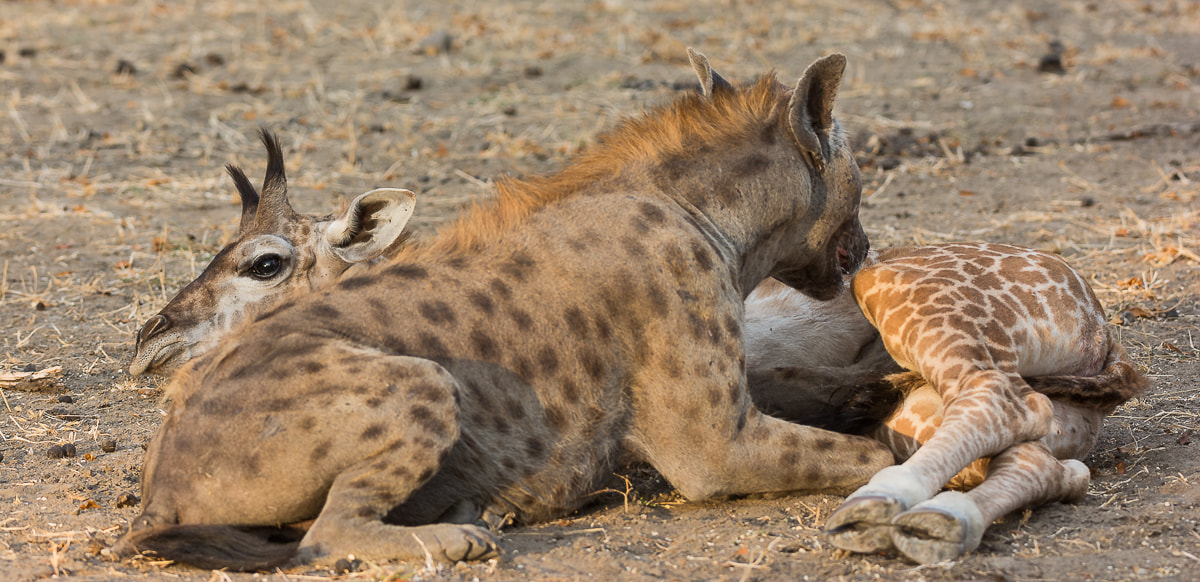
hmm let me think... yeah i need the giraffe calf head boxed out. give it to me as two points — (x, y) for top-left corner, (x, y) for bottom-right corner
(129, 131), (416, 376)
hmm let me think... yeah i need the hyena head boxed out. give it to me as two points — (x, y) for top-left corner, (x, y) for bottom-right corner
(690, 50), (867, 300)
(129, 131), (416, 376)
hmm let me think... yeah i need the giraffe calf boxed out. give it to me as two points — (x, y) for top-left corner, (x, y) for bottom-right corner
(806, 243), (1149, 564)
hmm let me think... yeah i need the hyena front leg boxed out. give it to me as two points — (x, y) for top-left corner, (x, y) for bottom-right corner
(628, 358), (895, 500)
(293, 355), (500, 566)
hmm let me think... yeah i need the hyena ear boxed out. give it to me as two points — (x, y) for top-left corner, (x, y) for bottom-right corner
(687, 48), (734, 98)
(323, 188), (417, 263)
(787, 53), (846, 167)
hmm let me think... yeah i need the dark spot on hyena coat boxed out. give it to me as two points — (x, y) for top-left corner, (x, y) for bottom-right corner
(410, 405), (448, 437)
(418, 333), (450, 359)
(513, 355), (535, 382)
(562, 378), (581, 403)
(691, 240), (715, 272)
(564, 308), (589, 339)
(638, 201), (667, 224)
(544, 405), (568, 434)
(538, 347), (559, 374)
(386, 264), (429, 280)
(310, 440), (331, 463)
(621, 236), (646, 258)
(581, 350), (605, 381)
(469, 291), (495, 315)
(525, 437), (546, 459)
(503, 309), (533, 335)
(339, 276), (374, 290)
(419, 301), (456, 325)
(504, 398), (527, 420)
(489, 278), (513, 300)
(361, 423), (387, 441)
(470, 328), (499, 360)
(501, 251), (538, 281)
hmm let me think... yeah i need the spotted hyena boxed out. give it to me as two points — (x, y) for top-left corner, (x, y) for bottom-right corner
(113, 50), (897, 570)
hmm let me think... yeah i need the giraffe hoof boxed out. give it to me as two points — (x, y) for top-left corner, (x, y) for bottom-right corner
(889, 492), (984, 564)
(824, 495), (905, 554)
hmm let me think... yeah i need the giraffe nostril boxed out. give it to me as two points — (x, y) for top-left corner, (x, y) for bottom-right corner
(138, 314), (171, 343)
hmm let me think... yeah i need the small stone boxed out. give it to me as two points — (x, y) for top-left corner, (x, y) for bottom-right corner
(22, 363), (37, 373)
(18, 47), (37, 58)
(47, 445), (65, 459)
(101, 439), (118, 453)
(1079, 197), (1096, 207)
(204, 53), (225, 66)
(1037, 53), (1065, 74)
(115, 493), (140, 508)
(404, 74), (424, 91)
(58, 395), (74, 404)
(523, 65), (543, 78)
(114, 59), (136, 75)
(35, 301), (46, 311)
(62, 443), (77, 458)
(173, 62), (197, 79)
(417, 31), (453, 55)
(0, 451), (4, 462)
(502, 105), (517, 116)
(333, 558), (353, 574)
(878, 157), (901, 171)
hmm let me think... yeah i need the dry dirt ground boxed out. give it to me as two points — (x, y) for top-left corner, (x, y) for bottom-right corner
(1, 0), (1198, 580)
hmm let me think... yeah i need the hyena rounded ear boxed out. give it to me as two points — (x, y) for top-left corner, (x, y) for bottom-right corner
(324, 188), (417, 263)
(787, 53), (847, 167)
(687, 48), (734, 99)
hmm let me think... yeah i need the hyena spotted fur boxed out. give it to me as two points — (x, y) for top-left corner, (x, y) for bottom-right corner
(114, 50), (897, 570)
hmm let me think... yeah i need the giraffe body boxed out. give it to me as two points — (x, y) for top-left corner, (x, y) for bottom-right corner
(818, 242), (1147, 563)
(113, 51), (898, 571)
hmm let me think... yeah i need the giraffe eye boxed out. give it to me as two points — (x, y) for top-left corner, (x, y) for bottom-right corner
(248, 254), (284, 280)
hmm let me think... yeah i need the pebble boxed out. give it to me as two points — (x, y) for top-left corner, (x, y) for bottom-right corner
(115, 493), (140, 508)
(101, 439), (118, 453)
(58, 395), (74, 404)
(62, 443), (77, 458)
(114, 59), (137, 75)
(47, 445), (65, 459)
(417, 31), (453, 55)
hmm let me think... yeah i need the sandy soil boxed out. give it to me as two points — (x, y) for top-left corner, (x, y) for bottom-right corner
(0, 0), (1197, 580)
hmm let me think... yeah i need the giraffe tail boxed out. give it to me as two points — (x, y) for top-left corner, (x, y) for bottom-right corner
(1025, 334), (1150, 415)
(115, 524), (302, 571)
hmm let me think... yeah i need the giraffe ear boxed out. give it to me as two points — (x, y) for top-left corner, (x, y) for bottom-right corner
(787, 53), (846, 163)
(323, 188), (416, 263)
(687, 48), (733, 98)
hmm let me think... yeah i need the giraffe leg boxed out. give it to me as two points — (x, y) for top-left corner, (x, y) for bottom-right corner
(825, 370), (1053, 553)
(889, 441), (1090, 564)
